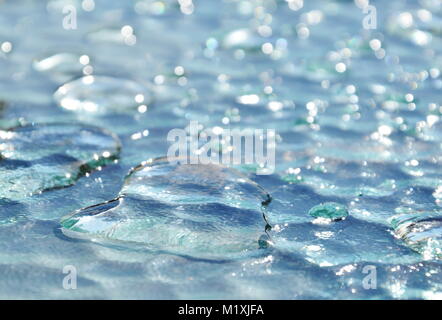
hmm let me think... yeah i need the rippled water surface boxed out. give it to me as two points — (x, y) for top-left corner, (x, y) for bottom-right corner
(0, 0), (442, 299)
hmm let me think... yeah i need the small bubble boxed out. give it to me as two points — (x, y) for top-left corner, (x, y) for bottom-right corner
(308, 202), (349, 221)
(261, 42), (273, 55)
(369, 39), (381, 51)
(121, 25), (134, 36)
(82, 0), (95, 11)
(335, 62), (346, 73)
(174, 66), (185, 76)
(1, 41), (12, 53)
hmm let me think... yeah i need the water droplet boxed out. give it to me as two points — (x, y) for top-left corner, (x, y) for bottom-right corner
(86, 26), (137, 45)
(53, 76), (153, 114)
(308, 202), (348, 221)
(0, 123), (120, 200)
(61, 157), (271, 259)
(392, 213), (442, 260)
(33, 52), (87, 83)
(221, 28), (263, 52)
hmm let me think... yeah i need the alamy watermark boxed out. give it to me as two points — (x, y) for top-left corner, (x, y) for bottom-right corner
(167, 121), (276, 175)
(62, 265), (77, 290)
(362, 265), (377, 289)
(62, 0), (95, 30)
(62, 5), (77, 30)
(356, 0), (377, 30)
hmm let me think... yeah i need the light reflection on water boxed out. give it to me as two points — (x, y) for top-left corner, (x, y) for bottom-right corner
(0, 0), (441, 299)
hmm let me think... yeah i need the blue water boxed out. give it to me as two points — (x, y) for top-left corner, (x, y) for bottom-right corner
(0, 0), (442, 299)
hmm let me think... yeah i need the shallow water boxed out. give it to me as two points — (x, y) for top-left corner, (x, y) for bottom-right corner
(0, 0), (442, 299)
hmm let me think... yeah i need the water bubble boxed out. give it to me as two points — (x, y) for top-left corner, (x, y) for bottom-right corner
(61, 157), (272, 259)
(397, 12), (414, 29)
(33, 52), (88, 83)
(221, 28), (263, 52)
(0, 123), (121, 200)
(1, 41), (12, 53)
(308, 202), (349, 221)
(86, 26), (137, 45)
(392, 213), (442, 260)
(53, 76), (153, 115)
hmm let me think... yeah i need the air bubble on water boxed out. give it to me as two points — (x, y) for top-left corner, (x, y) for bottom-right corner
(221, 28), (264, 52)
(61, 158), (272, 259)
(0, 123), (121, 200)
(53, 76), (153, 115)
(33, 52), (90, 83)
(391, 213), (442, 260)
(308, 202), (349, 221)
